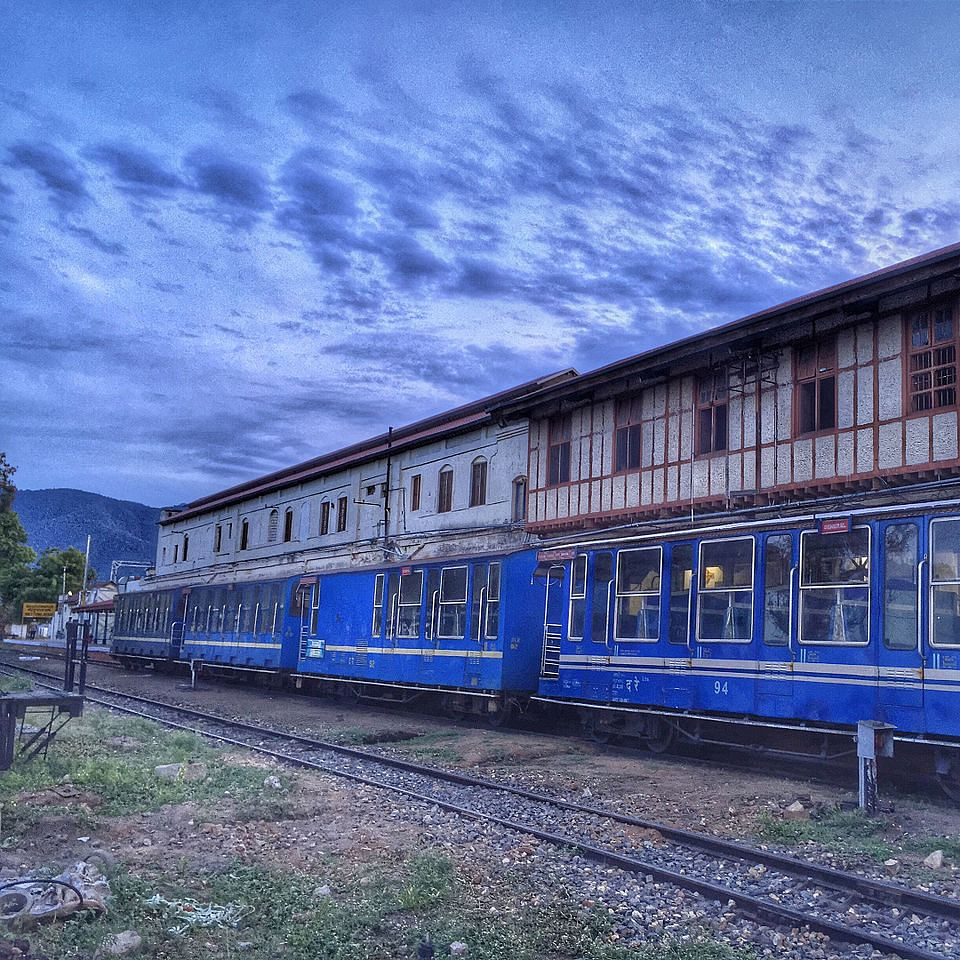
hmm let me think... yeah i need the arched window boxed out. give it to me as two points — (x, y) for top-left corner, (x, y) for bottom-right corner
(240, 519), (249, 550)
(470, 457), (487, 507)
(182, 534), (189, 561)
(283, 508), (294, 542)
(267, 509), (280, 543)
(438, 466), (454, 513)
(512, 476), (527, 522)
(320, 500), (331, 535)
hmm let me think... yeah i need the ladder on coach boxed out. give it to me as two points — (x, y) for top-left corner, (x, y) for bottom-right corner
(540, 624), (562, 678)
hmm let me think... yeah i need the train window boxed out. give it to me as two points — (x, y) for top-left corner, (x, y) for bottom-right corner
(931, 519), (960, 647)
(698, 538), (754, 642)
(799, 528), (870, 645)
(486, 562), (501, 639)
(310, 583), (320, 636)
(763, 535), (792, 646)
(426, 569), (440, 640)
(224, 593), (237, 633)
(438, 566), (468, 639)
(239, 588), (253, 633)
(614, 548), (661, 642)
(568, 555), (587, 640)
(590, 552), (615, 644)
(668, 545), (693, 644)
(883, 524), (918, 650)
(470, 565), (487, 642)
(372, 574), (385, 637)
(470, 562), (501, 642)
(397, 571), (423, 638)
(271, 586), (281, 637)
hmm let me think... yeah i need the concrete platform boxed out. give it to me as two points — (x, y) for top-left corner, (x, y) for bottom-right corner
(0, 638), (115, 663)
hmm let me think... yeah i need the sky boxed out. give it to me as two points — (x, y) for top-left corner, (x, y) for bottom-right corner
(3, 1), (960, 507)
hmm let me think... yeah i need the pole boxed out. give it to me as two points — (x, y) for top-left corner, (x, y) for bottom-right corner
(62, 566), (66, 597)
(80, 535), (91, 606)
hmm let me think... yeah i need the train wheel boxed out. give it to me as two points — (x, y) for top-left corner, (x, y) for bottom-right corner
(935, 751), (960, 803)
(484, 703), (511, 728)
(644, 718), (675, 754)
(583, 715), (612, 744)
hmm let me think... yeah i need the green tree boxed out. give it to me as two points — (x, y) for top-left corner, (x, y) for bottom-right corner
(0, 453), (36, 630)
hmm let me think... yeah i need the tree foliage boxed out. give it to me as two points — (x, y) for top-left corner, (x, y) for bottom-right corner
(0, 454), (94, 629)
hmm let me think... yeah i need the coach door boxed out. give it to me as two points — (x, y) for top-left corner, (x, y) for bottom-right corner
(877, 520), (924, 720)
(170, 590), (188, 657)
(756, 533), (796, 717)
(539, 565), (565, 678)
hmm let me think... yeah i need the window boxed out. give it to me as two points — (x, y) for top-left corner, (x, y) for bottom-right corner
(182, 535), (189, 561)
(410, 474), (422, 512)
(668, 545), (693, 644)
(763, 535), (792, 646)
(336, 496), (348, 532)
(470, 458), (487, 507)
(796, 338), (836, 434)
(547, 414), (571, 485)
(438, 566), (468, 638)
(470, 562), (501, 641)
(568, 554), (587, 640)
(512, 477), (527, 522)
(397, 571), (423, 638)
(162, 547), (166, 565)
(909, 304), (957, 412)
(438, 467), (454, 513)
(372, 574), (385, 636)
(698, 538), (754, 642)
(283, 508), (294, 542)
(590, 552), (614, 644)
(930, 519), (960, 647)
(240, 519), (249, 550)
(214, 524), (222, 553)
(883, 524), (917, 650)
(799, 527), (870, 645)
(267, 509), (279, 543)
(173, 544), (179, 564)
(320, 500), (331, 535)
(615, 424), (642, 471)
(614, 548), (661, 641)
(696, 374), (728, 455)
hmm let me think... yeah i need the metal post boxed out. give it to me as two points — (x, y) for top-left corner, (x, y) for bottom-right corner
(857, 720), (895, 814)
(80, 535), (91, 605)
(77, 623), (89, 694)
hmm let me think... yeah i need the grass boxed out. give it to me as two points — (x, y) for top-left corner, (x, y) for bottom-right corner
(25, 854), (753, 960)
(0, 708), (294, 834)
(0, 674), (31, 692)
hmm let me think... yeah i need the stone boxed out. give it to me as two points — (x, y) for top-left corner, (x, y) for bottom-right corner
(154, 763), (183, 781)
(449, 942), (468, 957)
(263, 775), (282, 790)
(181, 763), (208, 782)
(96, 930), (142, 957)
(782, 801), (809, 821)
(924, 850), (945, 869)
(884, 859), (900, 876)
(312, 885), (332, 899)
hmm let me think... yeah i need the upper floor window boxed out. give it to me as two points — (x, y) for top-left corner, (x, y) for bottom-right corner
(336, 496), (348, 532)
(214, 524), (222, 553)
(438, 467), (454, 513)
(267, 509), (280, 543)
(470, 458), (487, 507)
(909, 304), (957, 412)
(173, 543), (179, 564)
(283, 508), (294, 542)
(696, 373), (728, 455)
(547, 414), (571, 485)
(512, 476), (527, 522)
(615, 395), (642, 471)
(240, 519), (249, 550)
(320, 500), (331, 535)
(410, 474), (422, 512)
(182, 535), (189, 562)
(796, 338), (836, 435)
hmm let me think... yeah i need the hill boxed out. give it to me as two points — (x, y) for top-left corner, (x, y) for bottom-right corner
(13, 488), (162, 581)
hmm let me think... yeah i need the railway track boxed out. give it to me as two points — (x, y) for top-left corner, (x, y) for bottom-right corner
(4, 662), (959, 960)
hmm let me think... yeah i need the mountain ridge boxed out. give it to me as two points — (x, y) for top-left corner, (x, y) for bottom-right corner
(13, 488), (162, 581)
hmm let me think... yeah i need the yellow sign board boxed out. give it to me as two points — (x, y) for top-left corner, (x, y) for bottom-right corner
(22, 603), (56, 619)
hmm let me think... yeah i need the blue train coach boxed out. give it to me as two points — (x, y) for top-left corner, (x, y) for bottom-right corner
(533, 500), (960, 788)
(111, 588), (187, 666)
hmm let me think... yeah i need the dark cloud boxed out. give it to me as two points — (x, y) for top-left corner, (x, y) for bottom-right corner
(6, 141), (89, 211)
(62, 223), (126, 256)
(282, 89), (345, 126)
(373, 232), (448, 286)
(184, 148), (272, 225)
(193, 87), (265, 134)
(86, 143), (184, 197)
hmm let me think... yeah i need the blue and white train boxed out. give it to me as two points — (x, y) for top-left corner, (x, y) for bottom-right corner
(111, 499), (960, 790)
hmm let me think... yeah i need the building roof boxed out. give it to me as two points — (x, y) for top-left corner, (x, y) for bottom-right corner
(491, 240), (960, 417)
(161, 369), (578, 526)
(75, 598), (114, 613)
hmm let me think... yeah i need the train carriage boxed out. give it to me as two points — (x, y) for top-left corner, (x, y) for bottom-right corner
(533, 499), (960, 780)
(111, 587), (186, 664)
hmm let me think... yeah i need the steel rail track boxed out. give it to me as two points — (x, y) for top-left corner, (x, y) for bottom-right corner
(4, 664), (958, 959)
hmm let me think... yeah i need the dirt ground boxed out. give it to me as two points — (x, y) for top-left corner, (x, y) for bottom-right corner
(10, 653), (960, 881)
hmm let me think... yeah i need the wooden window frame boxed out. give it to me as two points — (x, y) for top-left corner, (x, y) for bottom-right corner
(437, 467), (454, 513)
(906, 302), (958, 414)
(512, 476), (527, 522)
(181, 535), (189, 562)
(336, 496), (348, 533)
(794, 337), (837, 437)
(695, 373), (729, 456)
(320, 500), (331, 535)
(214, 524), (222, 553)
(547, 413), (572, 486)
(283, 508), (294, 543)
(240, 519), (249, 550)
(267, 508), (279, 543)
(470, 458), (487, 507)
(410, 474), (422, 512)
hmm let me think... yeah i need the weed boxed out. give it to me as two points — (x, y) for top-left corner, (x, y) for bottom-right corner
(755, 808), (894, 861)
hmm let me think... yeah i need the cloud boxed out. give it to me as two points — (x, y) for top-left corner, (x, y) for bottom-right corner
(192, 87), (265, 134)
(6, 141), (89, 211)
(62, 223), (126, 256)
(184, 147), (272, 225)
(86, 143), (184, 197)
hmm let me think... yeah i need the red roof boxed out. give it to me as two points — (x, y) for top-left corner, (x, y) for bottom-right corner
(75, 599), (114, 613)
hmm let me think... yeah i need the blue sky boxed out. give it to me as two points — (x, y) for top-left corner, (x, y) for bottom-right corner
(3, 0), (960, 506)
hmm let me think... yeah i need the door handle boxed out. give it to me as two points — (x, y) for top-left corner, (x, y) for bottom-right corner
(917, 555), (927, 660)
